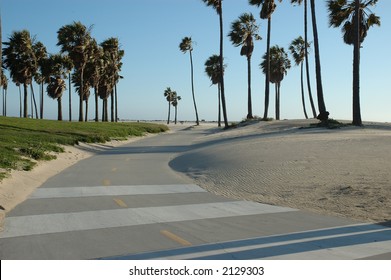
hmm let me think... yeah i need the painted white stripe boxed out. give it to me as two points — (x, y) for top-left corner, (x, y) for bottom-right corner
(109, 224), (390, 260)
(166, 227), (391, 260)
(0, 201), (296, 239)
(29, 184), (206, 199)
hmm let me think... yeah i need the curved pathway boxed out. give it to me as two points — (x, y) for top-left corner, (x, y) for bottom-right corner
(1, 126), (390, 259)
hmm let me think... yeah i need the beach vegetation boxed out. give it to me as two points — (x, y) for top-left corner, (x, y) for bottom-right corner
(0, 116), (168, 181)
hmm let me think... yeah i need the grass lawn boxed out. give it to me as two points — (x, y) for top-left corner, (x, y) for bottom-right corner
(0, 117), (168, 181)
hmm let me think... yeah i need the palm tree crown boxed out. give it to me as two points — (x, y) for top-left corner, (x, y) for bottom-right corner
(228, 13), (261, 58)
(327, 0), (380, 45)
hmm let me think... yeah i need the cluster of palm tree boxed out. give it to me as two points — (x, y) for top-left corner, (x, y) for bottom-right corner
(1, 21), (124, 122)
(163, 87), (181, 125)
(199, 0), (380, 127)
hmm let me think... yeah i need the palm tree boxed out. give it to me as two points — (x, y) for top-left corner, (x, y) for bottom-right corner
(228, 13), (261, 120)
(3, 30), (37, 118)
(327, 0), (380, 126)
(205, 54), (226, 127)
(45, 54), (73, 121)
(164, 87), (175, 124)
(260, 45), (291, 120)
(249, 0), (281, 120)
(201, 0), (228, 128)
(57, 21), (92, 122)
(171, 93), (182, 125)
(309, 0), (329, 121)
(291, 0), (317, 118)
(100, 38), (124, 122)
(289, 36), (310, 119)
(32, 41), (48, 119)
(179, 37), (200, 126)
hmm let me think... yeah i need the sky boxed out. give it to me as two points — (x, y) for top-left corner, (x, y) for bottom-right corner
(1, 0), (390, 122)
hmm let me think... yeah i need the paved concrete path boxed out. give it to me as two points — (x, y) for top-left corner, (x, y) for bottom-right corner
(1, 126), (390, 259)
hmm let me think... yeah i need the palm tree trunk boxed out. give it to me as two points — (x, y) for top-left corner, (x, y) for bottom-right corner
(23, 83), (28, 118)
(110, 90), (114, 122)
(304, 0), (317, 118)
(19, 85), (22, 118)
(68, 73), (72, 122)
(115, 84), (118, 122)
(40, 82), (44, 119)
(275, 83), (278, 120)
(4, 89), (6, 116)
(30, 84), (38, 119)
(352, 0), (362, 126)
(104, 98), (108, 122)
(79, 67), (84, 122)
(95, 87), (99, 122)
(57, 96), (62, 121)
(189, 50), (200, 125)
(219, 0), (229, 128)
(301, 62), (308, 119)
(218, 83), (221, 127)
(102, 99), (105, 122)
(263, 17), (272, 120)
(310, 0), (328, 121)
(174, 106), (178, 125)
(167, 102), (171, 125)
(85, 99), (88, 122)
(247, 55), (253, 119)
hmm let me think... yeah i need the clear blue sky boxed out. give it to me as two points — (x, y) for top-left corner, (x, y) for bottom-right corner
(1, 0), (390, 122)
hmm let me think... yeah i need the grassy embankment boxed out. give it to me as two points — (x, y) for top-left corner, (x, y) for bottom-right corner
(0, 117), (168, 181)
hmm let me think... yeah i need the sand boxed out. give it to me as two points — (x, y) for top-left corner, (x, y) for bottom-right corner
(171, 119), (391, 223)
(1, 120), (391, 230)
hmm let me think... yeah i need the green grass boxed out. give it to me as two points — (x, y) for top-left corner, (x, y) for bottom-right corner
(0, 117), (168, 180)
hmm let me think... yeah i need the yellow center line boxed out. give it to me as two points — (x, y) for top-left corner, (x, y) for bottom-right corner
(160, 230), (192, 247)
(102, 179), (111, 186)
(113, 198), (128, 208)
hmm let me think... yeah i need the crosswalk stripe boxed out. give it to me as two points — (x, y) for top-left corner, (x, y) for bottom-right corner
(29, 184), (206, 199)
(0, 201), (296, 239)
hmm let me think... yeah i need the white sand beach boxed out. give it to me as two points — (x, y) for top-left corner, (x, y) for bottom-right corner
(1, 120), (391, 230)
(170, 119), (391, 223)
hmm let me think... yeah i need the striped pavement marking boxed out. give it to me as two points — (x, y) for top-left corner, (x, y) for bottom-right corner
(0, 200), (296, 239)
(29, 184), (206, 199)
(106, 224), (391, 260)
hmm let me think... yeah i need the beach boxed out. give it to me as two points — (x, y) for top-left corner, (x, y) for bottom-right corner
(1, 119), (391, 230)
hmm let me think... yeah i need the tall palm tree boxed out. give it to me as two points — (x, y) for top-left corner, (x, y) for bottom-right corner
(205, 54), (226, 127)
(57, 21), (92, 122)
(249, 0), (282, 120)
(201, 0), (228, 128)
(260, 45), (291, 120)
(327, 0), (380, 126)
(179, 37), (200, 126)
(32, 41), (48, 119)
(291, 0), (317, 118)
(100, 38), (124, 122)
(171, 93), (182, 125)
(45, 54), (73, 121)
(309, 0), (329, 121)
(289, 36), (310, 119)
(3, 30), (37, 118)
(228, 13), (261, 120)
(164, 87), (175, 124)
